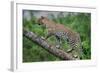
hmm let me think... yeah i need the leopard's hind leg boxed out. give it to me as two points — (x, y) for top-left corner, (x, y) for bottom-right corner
(55, 36), (62, 49)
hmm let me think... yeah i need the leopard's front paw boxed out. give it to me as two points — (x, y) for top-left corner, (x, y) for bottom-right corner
(56, 45), (60, 49)
(41, 36), (46, 40)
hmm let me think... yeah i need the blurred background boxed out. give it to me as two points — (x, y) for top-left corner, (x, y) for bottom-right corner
(23, 10), (91, 62)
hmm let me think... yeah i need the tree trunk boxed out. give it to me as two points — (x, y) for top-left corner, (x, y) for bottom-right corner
(23, 28), (76, 60)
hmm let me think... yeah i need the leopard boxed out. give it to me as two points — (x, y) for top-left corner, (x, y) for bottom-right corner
(37, 16), (83, 60)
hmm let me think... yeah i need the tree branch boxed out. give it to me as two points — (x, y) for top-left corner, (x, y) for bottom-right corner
(23, 28), (76, 60)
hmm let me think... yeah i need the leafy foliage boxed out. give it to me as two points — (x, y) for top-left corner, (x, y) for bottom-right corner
(23, 11), (91, 62)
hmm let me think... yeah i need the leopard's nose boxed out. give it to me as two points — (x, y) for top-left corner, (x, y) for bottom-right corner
(38, 23), (41, 25)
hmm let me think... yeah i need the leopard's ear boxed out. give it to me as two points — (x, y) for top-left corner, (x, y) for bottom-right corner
(41, 16), (45, 19)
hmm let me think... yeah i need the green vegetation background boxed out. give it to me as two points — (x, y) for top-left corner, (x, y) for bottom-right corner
(23, 11), (91, 62)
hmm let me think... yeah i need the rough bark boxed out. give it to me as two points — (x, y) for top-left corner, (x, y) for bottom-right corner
(23, 28), (76, 60)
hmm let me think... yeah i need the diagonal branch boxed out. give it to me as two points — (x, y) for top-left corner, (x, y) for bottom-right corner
(23, 28), (76, 60)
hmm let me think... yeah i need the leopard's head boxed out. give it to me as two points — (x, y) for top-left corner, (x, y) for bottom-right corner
(37, 16), (49, 26)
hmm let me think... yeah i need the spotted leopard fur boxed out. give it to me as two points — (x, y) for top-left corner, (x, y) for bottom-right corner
(37, 16), (83, 59)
